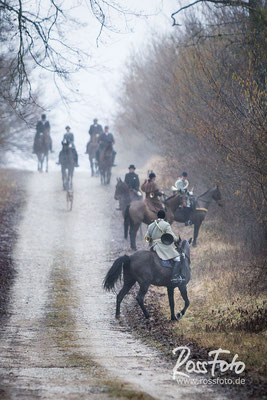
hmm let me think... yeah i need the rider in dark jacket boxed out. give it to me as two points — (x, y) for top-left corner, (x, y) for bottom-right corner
(33, 114), (52, 153)
(62, 126), (79, 167)
(89, 118), (103, 138)
(125, 165), (140, 191)
(96, 126), (116, 166)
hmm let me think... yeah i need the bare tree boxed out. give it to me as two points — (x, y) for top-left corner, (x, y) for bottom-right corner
(0, 0), (152, 105)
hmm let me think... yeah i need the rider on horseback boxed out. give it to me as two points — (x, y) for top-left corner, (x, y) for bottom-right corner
(88, 118), (103, 139)
(96, 126), (116, 166)
(145, 210), (184, 285)
(125, 165), (142, 200)
(33, 114), (52, 153)
(172, 172), (192, 226)
(58, 138), (78, 168)
(141, 172), (164, 214)
(63, 126), (79, 167)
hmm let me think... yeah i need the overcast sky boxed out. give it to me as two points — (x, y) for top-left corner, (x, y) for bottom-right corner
(7, 0), (183, 170)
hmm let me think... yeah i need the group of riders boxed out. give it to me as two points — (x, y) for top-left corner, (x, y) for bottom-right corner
(124, 167), (194, 285)
(33, 114), (193, 286)
(124, 166), (193, 225)
(33, 114), (116, 170)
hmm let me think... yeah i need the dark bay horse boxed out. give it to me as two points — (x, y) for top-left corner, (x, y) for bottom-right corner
(174, 185), (223, 247)
(35, 131), (52, 172)
(86, 135), (99, 177)
(104, 239), (192, 321)
(99, 142), (113, 185)
(114, 179), (183, 250)
(59, 143), (75, 191)
(114, 178), (142, 240)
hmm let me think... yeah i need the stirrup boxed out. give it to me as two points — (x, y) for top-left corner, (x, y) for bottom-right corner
(185, 220), (192, 226)
(171, 275), (185, 283)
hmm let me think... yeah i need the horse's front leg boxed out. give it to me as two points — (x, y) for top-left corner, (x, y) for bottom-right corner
(136, 283), (150, 319)
(167, 286), (177, 320)
(129, 222), (139, 251)
(193, 220), (201, 247)
(46, 153), (48, 173)
(41, 154), (44, 172)
(62, 167), (66, 190)
(177, 285), (190, 319)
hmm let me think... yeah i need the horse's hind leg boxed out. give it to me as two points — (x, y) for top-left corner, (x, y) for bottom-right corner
(62, 167), (66, 190)
(167, 286), (177, 321)
(136, 283), (150, 319)
(46, 154), (48, 173)
(116, 279), (136, 318)
(177, 285), (190, 320)
(124, 216), (129, 239)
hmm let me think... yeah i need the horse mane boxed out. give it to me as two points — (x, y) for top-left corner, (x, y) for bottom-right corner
(164, 193), (177, 202)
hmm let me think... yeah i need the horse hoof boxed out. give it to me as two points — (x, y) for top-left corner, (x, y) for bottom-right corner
(171, 316), (178, 321)
(176, 312), (183, 320)
(192, 242), (197, 248)
(115, 314), (121, 320)
(145, 313), (150, 319)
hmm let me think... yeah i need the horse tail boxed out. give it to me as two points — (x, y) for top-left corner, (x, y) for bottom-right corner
(103, 255), (130, 292)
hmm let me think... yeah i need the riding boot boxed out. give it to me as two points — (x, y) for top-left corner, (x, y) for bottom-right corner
(171, 257), (185, 285)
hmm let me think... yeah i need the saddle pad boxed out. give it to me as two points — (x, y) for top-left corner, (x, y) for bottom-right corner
(160, 259), (173, 268)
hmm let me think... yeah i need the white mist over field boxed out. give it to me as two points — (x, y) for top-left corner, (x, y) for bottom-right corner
(6, 0), (179, 172)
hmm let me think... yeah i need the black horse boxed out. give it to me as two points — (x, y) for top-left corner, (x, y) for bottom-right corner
(174, 185), (223, 247)
(59, 142), (75, 191)
(104, 238), (191, 321)
(99, 142), (113, 185)
(35, 131), (52, 173)
(86, 135), (99, 177)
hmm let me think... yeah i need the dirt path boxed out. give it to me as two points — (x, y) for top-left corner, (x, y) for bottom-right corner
(0, 171), (228, 399)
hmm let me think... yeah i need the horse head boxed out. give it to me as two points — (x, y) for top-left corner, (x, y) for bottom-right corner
(114, 178), (129, 200)
(212, 185), (223, 207)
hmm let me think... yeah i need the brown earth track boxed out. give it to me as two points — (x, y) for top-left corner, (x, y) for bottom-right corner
(0, 170), (29, 322)
(108, 201), (267, 400)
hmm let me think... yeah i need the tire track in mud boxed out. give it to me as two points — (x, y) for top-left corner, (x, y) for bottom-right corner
(0, 171), (228, 399)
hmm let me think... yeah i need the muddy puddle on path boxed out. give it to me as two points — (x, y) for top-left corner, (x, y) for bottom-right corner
(0, 172), (227, 399)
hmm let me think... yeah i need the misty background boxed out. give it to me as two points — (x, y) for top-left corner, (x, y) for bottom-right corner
(4, 0), (179, 171)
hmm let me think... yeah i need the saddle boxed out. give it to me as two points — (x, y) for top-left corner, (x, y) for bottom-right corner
(150, 248), (174, 268)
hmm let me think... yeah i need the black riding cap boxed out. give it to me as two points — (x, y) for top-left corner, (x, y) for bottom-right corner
(149, 172), (156, 180)
(182, 171), (188, 177)
(128, 164), (136, 170)
(65, 126), (71, 129)
(41, 114), (46, 119)
(157, 210), (165, 219)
